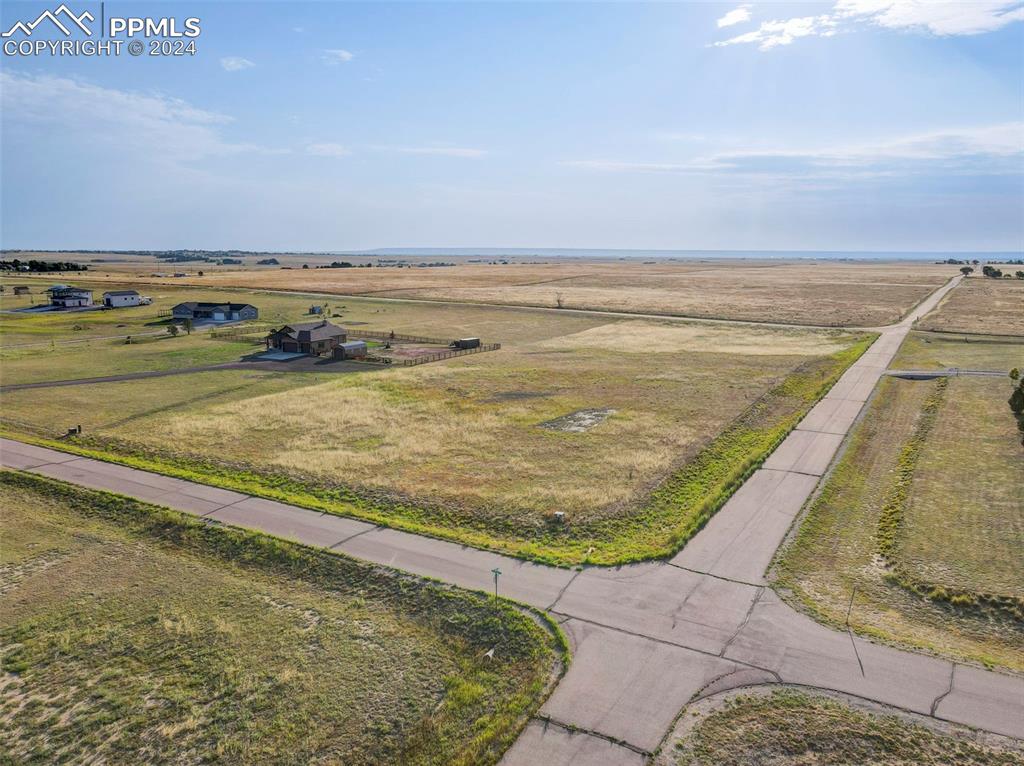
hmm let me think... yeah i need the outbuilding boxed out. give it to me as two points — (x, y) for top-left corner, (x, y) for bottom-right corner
(453, 337), (481, 349)
(12, 285), (30, 296)
(103, 290), (142, 308)
(333, 340), (368, 360)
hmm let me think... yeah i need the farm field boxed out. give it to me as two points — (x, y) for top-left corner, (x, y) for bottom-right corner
(774, 336), (1024, 669)
(918, 277), (1024, 336)
(0, 471), (559, 765)
(11, 260), (957, 327)
(0, 284), (873, 564)
(662, 688), (1024, 766)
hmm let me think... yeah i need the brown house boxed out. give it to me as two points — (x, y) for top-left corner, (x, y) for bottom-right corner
(267, 320), (347, 355)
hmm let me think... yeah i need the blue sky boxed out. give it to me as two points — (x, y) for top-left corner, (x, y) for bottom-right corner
(1, 1), (1022, 251)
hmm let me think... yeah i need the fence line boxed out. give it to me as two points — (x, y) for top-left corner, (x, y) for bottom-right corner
(401, 343), (501, 366)
(346, 329), (455, 345)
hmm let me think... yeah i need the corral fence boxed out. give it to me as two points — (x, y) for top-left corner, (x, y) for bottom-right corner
(400, 343), (501, 366)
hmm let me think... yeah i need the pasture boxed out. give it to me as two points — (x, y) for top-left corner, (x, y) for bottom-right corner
(918, 277), (1024, 337)
(774, 355), (1023, 669)
(0, 471), (558, 765)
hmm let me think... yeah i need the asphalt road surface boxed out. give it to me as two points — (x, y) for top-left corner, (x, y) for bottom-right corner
(4, 275), (1022, 764)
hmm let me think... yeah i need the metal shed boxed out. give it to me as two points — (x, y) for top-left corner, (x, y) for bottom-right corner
(333, 340), (368, 360)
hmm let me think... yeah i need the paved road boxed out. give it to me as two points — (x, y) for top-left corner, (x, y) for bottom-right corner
(3, 274), (1022, 763)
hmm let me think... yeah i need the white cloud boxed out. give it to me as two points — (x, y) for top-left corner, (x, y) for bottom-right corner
(715, 14), (838, 50)
(836, 0), (1024, 35)
(220, 56), (255, 72)
(564, 123), (1024, 178)
(322, 48), (354, 64)
(377, 145), (488, 158)
(307, 142), (352, 158)
(717, 4), (752, 28)
(715, 0), (1024, 50)
(0, 71), (277, 167)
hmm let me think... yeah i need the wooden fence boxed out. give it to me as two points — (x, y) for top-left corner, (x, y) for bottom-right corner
(346, 329), (455, 345)
(400, 343), (501, 366)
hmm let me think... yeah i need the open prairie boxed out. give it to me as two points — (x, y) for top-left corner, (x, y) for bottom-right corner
(15, 259), (957, 327)
(0, 471), (558, 765)
(662, 688), (1024, 766)
(0, 282), (871, 563)
(918, 277), (1024, 336)
(774, 336), (1024, 669)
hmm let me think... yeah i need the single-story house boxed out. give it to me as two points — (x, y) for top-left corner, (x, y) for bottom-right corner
(171, 302), (259, 322)
(46, 285), (93, 308)
(267, 320), (347, 355)
(333, 340), (368, 360)
(103, 290), (142, 308)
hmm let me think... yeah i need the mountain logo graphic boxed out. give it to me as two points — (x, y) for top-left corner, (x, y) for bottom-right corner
(2, 4), (94, 37)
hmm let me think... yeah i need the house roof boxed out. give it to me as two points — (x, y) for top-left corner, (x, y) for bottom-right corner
(46, 285), (91, 294)
(339, 340), (366, 349)
(103, 290), (140, 297)
(272, 320), (346, 343)
(172, 301), (256, 312)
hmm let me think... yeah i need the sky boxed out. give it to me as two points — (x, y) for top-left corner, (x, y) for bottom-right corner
(1, 1), (1022, 252)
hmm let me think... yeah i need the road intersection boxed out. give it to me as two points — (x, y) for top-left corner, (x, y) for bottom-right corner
(3, 274), (1021, 764)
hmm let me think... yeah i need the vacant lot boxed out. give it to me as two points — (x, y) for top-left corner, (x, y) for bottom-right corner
(774, 364), (1023, 669)
(0, 471), (558, 765)
(919, 277), (1024, 336)
(1, 300), (871, 563)
(663, 688), (1023, 766)
(895, 332), (1024, 371)
(39, 261), (955, 327)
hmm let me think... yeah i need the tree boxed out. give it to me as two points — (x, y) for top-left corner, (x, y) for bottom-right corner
(1011, 368), (1020, 382)
(182, 318), (193, 335)
(167, 325), (179, 337)
(960, 266), (974, 276)
(555, 292), (565, 309)
(1016, 271), (1024, 280)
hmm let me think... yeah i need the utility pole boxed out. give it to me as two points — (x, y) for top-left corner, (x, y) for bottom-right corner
(491, 568), (501, 600)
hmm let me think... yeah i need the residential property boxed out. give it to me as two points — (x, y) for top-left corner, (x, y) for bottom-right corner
(267, 320), (347, 355)
(333, 340), (368, 360)
(171, 302), (259, 322)
(103, 290), (144, 308)
(46, 285), (93, 308)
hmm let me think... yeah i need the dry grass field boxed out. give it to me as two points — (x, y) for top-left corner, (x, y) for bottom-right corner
(0, 471), (558, 765)
(0, 289), (870, 563)
(774, 343), (1023, 669)
(18, 260), (957, 327)
(663, 688), (1024, 766)
(918, 277), (1024, 336)
(895, 332), (1024, 371)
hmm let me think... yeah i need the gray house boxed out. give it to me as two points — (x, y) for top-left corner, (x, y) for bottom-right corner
(171, 302), (258, 322)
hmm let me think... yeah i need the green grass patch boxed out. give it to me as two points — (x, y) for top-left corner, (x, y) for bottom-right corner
(669, 689), (1023, 765)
